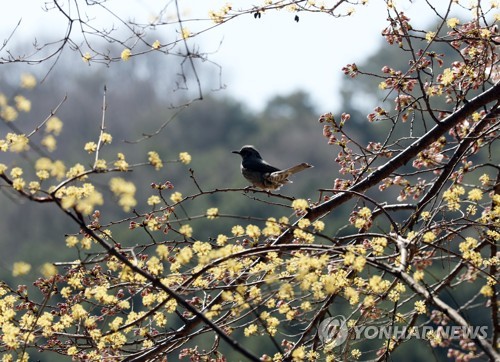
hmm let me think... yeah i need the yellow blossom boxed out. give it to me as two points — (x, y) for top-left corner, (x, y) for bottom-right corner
(192, 241), (212, 255)
(363, 295), (375, 308)
(109, 316), (123, 331)
(114, 152), (129, 171)
(12, 261), (31, 276)
(101, 132), (112, 144)
(322, 270), (349, 294)
(35, 170), (48, 180)
(293, 228), (315, 243)
(0, 164), (7, 174)
(244, 324), (258, 336)
(371, 237), (387, 255)
(344, 286), (359, 304)
(246, 224), (261, 240)
(28, 181), (40, 194)
(170, 191), (183, 203)
(12, 178), (25, 191)
(147, 195), (161, 205)
(20, 73), (37, 89)
(40, 263), (58, 278)
(80, 237), (91, 250)
(66, 163), (86, 179)
(442, 185), (465, 210)
(216, 234), (228, 246)
(1, 105), (18, 121)
(156, 244), (170, 260)
(425, 31), (436, 42)
(354, 207), (372, 229)
(421, 211), (431, 220)
(6, 133), (29, 152)
(359, 207), (371, 217)
(353, 255), (366, 272)
(152, 40), (161, 49)
(177, 246), (193, 264)
(71, 304), (88, 320)
(297, 218), (311, 229)
(84, 142), (97, 153)
(109, 177), (137, 212)
(14, 95), (31, 112)
(2, 323), (21, 349)
(179, 224), (193, 238)
(153, 311), (167, 327)
(292, 198), (309, 212)
(148, 151), (163, 170)
(65, 235), (79, 247)
(41, 135), (57, 152)
(121, 48), (132, 61)
(480, 285), (493, 297)
(279, 216), (289, 225)
(414, 300), (426, 314)
(351, 349), (362, 359)
(471, 112), (482, 122)
(263, 217), (281, 236)
(206, 207), (219, 219)
(343, 252), (355, 266)
(479, 28), (491, 38)
(179, 151), (191, 164)
(479, 174), (490, 186)
(0, 140), (7, 152)
(459, 237), (482, 266)
(66, 186), (103, 214)
(388, 290), (401, 302)
(441, 68), (454, 86)
(94, 159), (107, 170)
(300, 301), (312, 311)
(10, 167), (23, 179)
(486, 230), (499, 242)
(67, 346), (78, 356)
(422, 231), (436, 243)
(232, 225), (245, 236)
(468, 188), (483, 201)
(291, 346), (306, 360)
(19, 313), (35, 330)
(368, 275), (390, 294)
(414, 270), (424, 282)
(181, 27), (191, 39)
(146, 256), (164, 275)
(312, 220), (325, 231)
(45, 116), (63, 135)
(447, 17), (460, 28)
(82, 52), (92, 63)
(35, 312), (53, 331)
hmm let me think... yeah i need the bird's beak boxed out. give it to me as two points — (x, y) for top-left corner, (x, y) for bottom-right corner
(232, 150), (240, 155)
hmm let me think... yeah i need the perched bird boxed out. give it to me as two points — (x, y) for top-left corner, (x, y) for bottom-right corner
(232, 145), (313, 190)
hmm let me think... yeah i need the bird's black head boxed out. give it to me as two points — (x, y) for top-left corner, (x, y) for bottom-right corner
(232, 145), (262, 160)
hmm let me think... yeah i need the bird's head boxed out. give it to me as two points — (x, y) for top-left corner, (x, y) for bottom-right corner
(232, 145), (262, 160)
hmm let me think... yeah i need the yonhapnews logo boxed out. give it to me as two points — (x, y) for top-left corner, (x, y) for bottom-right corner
(318, 315), (488, 346)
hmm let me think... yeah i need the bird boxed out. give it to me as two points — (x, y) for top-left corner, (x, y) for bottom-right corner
(232, 145), (313, 190)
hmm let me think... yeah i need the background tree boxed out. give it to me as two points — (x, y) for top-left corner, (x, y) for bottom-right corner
(0, 1), (499, 361)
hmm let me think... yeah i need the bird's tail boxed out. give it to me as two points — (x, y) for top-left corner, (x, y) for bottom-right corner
(269, 163), (313, 183)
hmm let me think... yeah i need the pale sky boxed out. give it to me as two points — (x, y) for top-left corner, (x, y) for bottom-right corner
(1, 0), (448, 112)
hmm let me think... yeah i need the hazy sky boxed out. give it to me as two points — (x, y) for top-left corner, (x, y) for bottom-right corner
(1, 1), (447, 112)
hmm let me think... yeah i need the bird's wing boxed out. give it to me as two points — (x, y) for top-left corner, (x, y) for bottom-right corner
(243, 158), (280, 174)
(268, 163), (313, 184)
